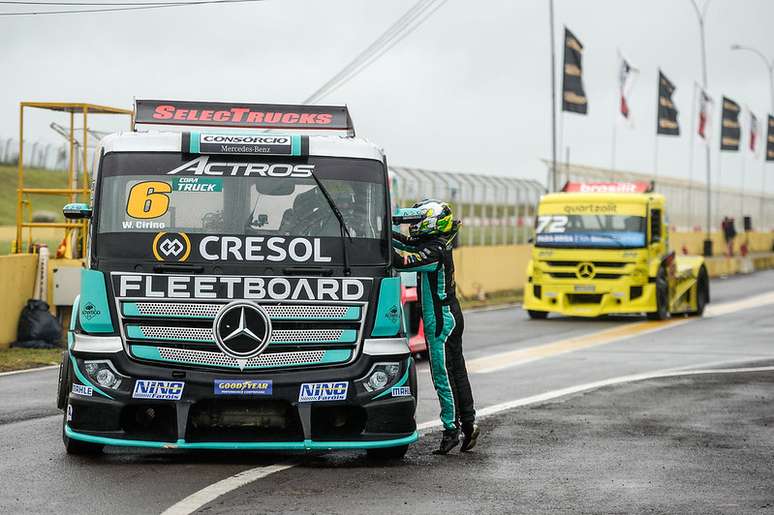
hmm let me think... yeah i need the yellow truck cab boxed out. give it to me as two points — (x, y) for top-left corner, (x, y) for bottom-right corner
(523, 181), (709, 319)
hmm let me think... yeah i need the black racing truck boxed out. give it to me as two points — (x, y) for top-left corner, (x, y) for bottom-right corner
(57, 100), (417, 458)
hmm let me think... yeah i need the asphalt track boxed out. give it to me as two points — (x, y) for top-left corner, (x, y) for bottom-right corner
(1, 270), (773, 514)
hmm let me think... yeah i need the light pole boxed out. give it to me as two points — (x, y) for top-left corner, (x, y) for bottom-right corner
(730, 44), (774, 113)
(690, 0), (713, 256)
(731, 44), (774, 229)
(548, 0), (557, 193)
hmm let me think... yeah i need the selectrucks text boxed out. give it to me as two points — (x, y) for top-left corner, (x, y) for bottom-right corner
(113, 274), (369, 301)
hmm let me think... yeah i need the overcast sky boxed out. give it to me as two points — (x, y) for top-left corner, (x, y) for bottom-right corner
(3, 0), (773, 192)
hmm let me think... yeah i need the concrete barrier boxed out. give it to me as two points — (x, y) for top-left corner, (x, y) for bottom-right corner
(451, 231), (774, 299)
(453, 244), (531, 299)
(0, 254), (38, 348)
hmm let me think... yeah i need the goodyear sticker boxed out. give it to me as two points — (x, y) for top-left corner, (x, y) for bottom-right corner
(172, 177), (222, 193)
(298, 382), (348, 402)
(214, 379), (272, 395)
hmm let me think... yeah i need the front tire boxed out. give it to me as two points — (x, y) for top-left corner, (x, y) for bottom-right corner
(527, 310), (548, 320)
(646, 267), (669, 320)
(56, 351), (70, 410)
(366, 444), (409, 461)
(691, 267), (709, 316)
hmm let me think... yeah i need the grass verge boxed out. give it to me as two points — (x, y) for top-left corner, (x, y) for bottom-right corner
(0, 347), (62, 373)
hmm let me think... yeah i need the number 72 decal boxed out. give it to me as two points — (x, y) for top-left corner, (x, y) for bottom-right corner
(536, 215), (568, 233)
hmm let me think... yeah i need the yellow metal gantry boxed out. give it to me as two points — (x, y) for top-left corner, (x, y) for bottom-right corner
(15, 102), (133, 256)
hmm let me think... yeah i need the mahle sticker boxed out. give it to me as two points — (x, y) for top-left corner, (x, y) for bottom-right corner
(172, 177), (222, 193)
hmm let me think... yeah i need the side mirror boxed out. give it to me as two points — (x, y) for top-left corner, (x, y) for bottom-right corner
(392, 207), (423, 225)
(63, 203), (92, 220)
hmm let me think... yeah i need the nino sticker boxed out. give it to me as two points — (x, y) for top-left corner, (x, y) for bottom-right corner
(81, 302), (101, 321)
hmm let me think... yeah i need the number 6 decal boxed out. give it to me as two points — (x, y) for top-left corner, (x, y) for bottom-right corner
(126, 181), (171, 219)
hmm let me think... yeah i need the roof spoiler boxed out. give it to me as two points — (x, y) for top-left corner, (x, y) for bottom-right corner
(133, 99), (355, 137)
(561, 181), (654, 193)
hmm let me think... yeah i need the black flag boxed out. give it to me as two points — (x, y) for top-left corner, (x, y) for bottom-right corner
(720, 96), (741, 151)
(562, 28), (587, 114)
(656, 71), (679, 135)
(767, 115), (774, 162)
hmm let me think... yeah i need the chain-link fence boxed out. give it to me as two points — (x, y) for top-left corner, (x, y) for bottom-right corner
(390, 167), (544, 246)
(552, 161), (774, 232)
(0, 137), (102, 171)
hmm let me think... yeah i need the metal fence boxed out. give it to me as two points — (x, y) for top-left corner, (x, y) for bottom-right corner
(0, 137), (100, 171)
(390, 167), (545, 246)
(553, 162), (774, 232)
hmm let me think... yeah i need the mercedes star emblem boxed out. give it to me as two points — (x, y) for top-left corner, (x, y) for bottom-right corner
(213, 301), (272, 360)
(576, 262), (596, 280)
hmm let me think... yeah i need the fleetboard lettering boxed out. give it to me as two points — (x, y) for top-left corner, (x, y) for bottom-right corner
(113, 274), (370, 301)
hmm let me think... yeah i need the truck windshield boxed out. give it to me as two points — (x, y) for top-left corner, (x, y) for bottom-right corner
(534, 213), (646, 248)
(95, 153), (388, 264)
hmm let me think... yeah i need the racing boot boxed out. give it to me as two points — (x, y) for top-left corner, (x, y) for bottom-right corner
(460, 422), (480, 452)
(432, 429), (460, 455)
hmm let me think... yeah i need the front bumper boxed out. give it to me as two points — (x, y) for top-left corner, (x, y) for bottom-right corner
(65, 342), (417, 451)
(523, 279), (657, 317)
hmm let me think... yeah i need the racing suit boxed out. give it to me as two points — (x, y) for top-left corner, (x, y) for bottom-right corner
(392, 232), (475, 432)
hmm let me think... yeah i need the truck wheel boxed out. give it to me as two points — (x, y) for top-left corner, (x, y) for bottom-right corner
(646, 267), (669, 320)
(691, 267), (709, 317)
(366, 444), (409, 461)
(527, 310), (548, 320)
(62, 411), (103, 455)
(56, 351), (71, 411)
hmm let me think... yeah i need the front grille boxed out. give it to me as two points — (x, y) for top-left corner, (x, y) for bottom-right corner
(147, 346), (348, 369)
(545, 260), (630, 268)
(549, 272), (577, 279)
(125, 302), (359, 320)
(567, 293), (603, 304)
(594, 273), (623, 280)
(127, 325), (354, 345)
(117, 298), (367, 371)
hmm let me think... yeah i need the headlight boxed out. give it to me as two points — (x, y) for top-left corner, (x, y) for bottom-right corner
(631, 267), (647, 281)
(359, 362), (401, 393)
(83, 360), (127, 389)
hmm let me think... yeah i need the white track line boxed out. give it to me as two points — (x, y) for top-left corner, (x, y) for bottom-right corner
(163, 361), (774, 515)
(160, 464), (296, 515)
(0, 364), (58, 377)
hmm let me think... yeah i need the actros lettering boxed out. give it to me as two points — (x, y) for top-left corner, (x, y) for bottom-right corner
(166, 156), (313, 177)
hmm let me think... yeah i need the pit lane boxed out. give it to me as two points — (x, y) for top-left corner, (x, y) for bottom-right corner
(1, 270), (773, 514)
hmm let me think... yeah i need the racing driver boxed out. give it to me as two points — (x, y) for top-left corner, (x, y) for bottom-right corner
(392, 199), (479, 454)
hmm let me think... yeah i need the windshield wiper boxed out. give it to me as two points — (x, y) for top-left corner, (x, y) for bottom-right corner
(308, 172), (353, 277)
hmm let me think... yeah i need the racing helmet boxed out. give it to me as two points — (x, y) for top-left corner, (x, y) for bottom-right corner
(409, 198), (456, 238)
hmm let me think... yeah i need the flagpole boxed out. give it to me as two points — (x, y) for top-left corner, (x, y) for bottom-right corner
(688, 83), (698, 228)
(690, 0), (713, 256)
(548, 0), (557, 192)
(611, 122), (617, 171)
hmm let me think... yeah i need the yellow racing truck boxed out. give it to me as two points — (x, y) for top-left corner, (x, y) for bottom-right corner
(523, 182), (709, 320)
